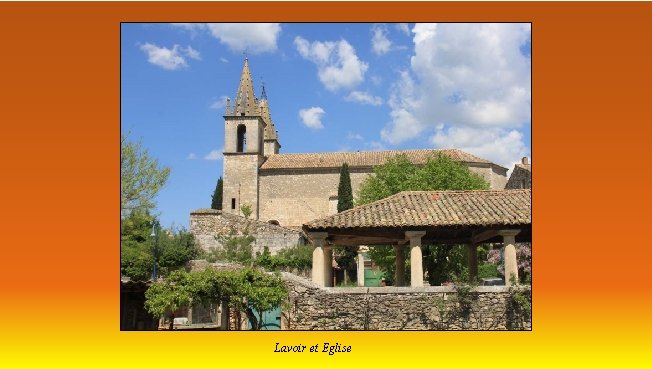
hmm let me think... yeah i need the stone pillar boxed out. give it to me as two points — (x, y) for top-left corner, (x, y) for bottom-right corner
(467, 244), (478, 282)
(499, 230), (521, 285)
(324, 246), (333, 287)
(308, 232), (328, 287)
(406, 231), (426, 287)
(394, 244), (406, 287)
(357, 247), (365, 287)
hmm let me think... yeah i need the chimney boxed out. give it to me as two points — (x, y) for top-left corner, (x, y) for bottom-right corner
(522, 157), (529, 165)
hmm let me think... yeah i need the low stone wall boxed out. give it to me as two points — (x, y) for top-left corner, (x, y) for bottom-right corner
(281, 273), (531, 331)
(190, 209), (304, 255)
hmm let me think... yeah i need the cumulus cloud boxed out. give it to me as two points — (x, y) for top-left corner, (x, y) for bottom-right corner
(187, 153), (197, 160)
(171, 23), (281, 54)
(207, 23), (281, 54)
(381, 23), (531, 166)
(430, 126), (528, 168)
(345, 91), (383, 106)
(139, 43), (188, 70)
(372, 24), (392, 55)
(299, 107), (325, 129)
(183, 46), (201, 60)
(294, 36), (368, 91)
(210, 96), (229, 110)
(204, 149), (223, 161)
(396, 23), (410, 36)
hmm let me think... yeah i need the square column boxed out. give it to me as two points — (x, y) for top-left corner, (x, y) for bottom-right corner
(324, 246), (333, 287)
(308, 232), (328, 287)
(357, 247), (365, 287)
(394, 244), (407, 287)
(498, 230), (521, 285)
(405, 231), (427, 287)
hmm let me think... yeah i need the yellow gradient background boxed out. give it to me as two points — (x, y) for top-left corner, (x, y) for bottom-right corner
(0, 2), (651, 367)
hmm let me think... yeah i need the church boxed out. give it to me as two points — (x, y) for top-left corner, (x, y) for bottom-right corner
(190, 59), (511, 254)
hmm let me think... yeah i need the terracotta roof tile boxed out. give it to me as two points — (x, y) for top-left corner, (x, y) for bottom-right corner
(260, 149), (501, 170)
(304, 189), (531, 230)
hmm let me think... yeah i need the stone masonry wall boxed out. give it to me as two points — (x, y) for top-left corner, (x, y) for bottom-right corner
(190, 209), (304, 255)
(505, 165), (532, 189)
(260, 164), (507, 228)
(259, 168), (371, 227)
(281, 273), (531, 331)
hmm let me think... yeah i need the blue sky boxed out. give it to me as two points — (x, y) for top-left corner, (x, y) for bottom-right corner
(121, 23), (531, 229)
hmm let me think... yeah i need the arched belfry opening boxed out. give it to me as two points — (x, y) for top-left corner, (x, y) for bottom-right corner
(237, 124), (246, 152)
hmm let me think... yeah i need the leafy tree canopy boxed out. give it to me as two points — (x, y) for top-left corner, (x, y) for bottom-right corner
(121, 133), (171, 218)
(121, 210), (200, 281)
(144, 268), (287, 330)
(356, 153), (490, 285)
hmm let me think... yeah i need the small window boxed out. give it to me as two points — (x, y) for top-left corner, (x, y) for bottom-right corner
(268, 219), (280, 226)
(231, 198), (236, 210)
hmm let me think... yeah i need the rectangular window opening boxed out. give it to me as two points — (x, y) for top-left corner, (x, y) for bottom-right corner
(231, 198), (236, 209)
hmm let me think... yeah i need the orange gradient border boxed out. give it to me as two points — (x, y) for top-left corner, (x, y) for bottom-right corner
(1, 1), (651, 367)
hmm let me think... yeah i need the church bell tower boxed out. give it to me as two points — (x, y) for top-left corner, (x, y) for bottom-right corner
(222, 58), (279, 218)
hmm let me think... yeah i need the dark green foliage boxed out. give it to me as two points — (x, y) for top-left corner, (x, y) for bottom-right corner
(211, 176), (223, 210)
(121, 211), (200, 281)
(478, 263), (500, 279)
(423, 245), (468, 286)
(254, 245), (313, 272)
(357, 153), (488, 205)
(144, 267), (288, 330)
(335, 163), (357, 281)
(337, 163), (353, 213)
(206, 231), (255, 265)
(356, 153), (489, 285)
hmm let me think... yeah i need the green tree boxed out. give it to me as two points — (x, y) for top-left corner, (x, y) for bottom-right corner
(144, 270), (193, 330)
(356, 153), (489, 285)
(144, 268), (288, 330)
(337, 163), (353, 212)
(121, 133), (171, 219)
(335, 162), (357, 284)
(121, 211), (200, 281)
(211, 176), (223, 210)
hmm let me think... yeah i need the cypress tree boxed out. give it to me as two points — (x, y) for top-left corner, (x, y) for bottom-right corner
(337, 163), (353, 212)
(211, 176), (223, 210)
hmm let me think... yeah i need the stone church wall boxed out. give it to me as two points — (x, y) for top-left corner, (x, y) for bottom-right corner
(281, 273), (531, 330)
(259, 164), (506, 228)
(258, 168), (372, 227)
(190, 209), (304, 255)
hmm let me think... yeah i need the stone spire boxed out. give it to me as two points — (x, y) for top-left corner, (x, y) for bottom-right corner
(259, 82), (277, 140)
(233, 58), (259, 116)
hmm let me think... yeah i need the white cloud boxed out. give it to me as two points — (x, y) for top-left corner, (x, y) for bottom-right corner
(220, 57), (229, 63)
(204, 149), (223, 161)
(396, 23), (410, 36)
(183, 46), (201, 60)
(347, 132), (363, 141)
(345, 91), (383, 106)
(299, 107), (325, 129)
(207, 23), (281, 54)
(170, 23), (281, 54)
(210, 96), (229, 110)
(187, 153), (197, 160)
(430, 126), (528, 168)
(381, 23), (531, 165)
(139, 43), (188, 70)
(372, 25), (391, 55)
(294, 36), (368, 91)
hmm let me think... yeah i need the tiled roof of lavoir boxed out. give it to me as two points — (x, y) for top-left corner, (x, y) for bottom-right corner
(304, 189), (531, 230)
(260, 149), (501, 170)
